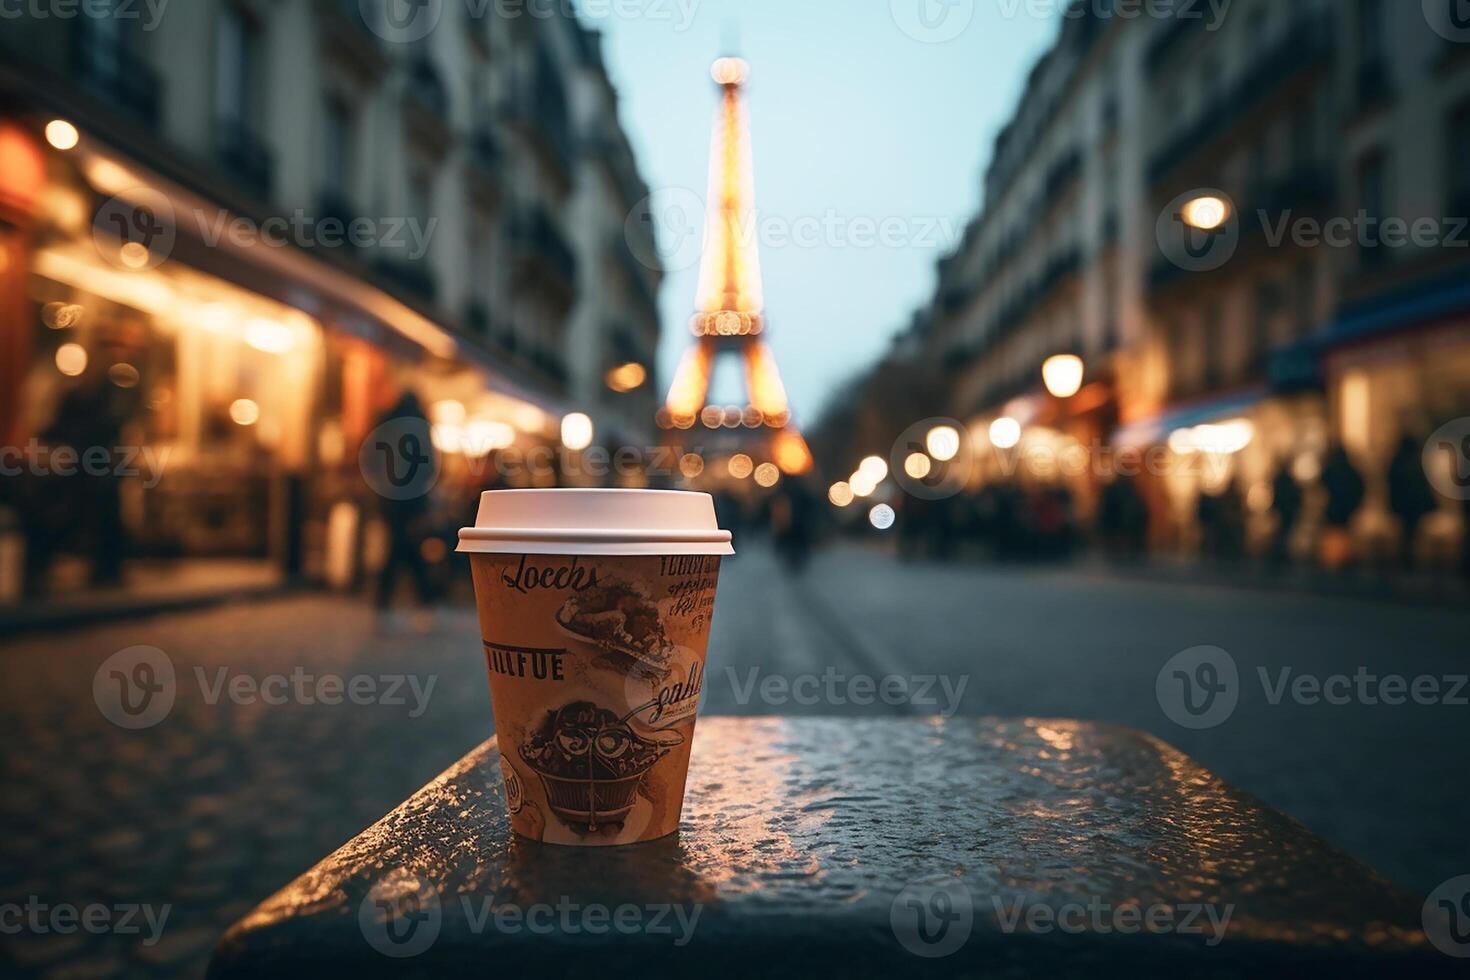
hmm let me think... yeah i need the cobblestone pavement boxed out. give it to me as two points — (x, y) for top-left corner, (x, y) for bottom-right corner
(2, 543), (1467, 977)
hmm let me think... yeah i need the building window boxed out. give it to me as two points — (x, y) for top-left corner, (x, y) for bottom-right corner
(323, 98), (353, 197)
(1357, 150), (1390, 270)
(214, 7), (259, 130)
(1253, 281), (1284, 373)
(1355, 0), (1391, 107)
(1449, 101), (1470, 218)
(1294, 260), (1316, 337)
(1202, 304), (1223, 391)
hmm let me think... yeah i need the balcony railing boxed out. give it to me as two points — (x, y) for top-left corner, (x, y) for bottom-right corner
(510, 208), (577, 290)
(214, 117), (275, 199)
(1147, 14), (1332, 186)
(71, 27), (162, 128)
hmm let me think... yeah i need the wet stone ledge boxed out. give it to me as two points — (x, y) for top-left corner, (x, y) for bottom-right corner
(208, 717), (1447, 978)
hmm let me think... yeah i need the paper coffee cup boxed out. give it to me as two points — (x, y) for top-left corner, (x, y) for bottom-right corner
(457, 489), (733, 846)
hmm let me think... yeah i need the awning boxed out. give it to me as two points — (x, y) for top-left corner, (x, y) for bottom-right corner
(1112, 386), (1267, 450)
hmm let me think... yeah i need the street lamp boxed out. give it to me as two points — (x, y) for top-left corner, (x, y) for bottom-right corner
(561, 412), (594, 451)
(989, 417), (1022, 450)
(1180, 195), (1229, 231)
(1042, 354), (1085, 399)
(925, 425), (961, 462)
(45, 119), (79, 151)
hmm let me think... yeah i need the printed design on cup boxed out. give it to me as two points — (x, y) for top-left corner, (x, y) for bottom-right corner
(520, 701), (683, 835)
(555, 579), (675, 674)
(469, 551), (722, 846)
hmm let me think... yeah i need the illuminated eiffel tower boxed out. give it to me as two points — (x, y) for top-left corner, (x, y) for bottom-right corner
(658, 57), (813, 477)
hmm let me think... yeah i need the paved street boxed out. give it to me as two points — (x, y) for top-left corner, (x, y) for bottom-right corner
(3, 543), (1468, 977)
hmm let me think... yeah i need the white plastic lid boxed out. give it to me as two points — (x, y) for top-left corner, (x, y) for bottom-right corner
(457, 489), (734, 556)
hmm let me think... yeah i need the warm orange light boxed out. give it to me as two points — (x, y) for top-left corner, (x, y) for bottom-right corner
(1042, 354), (1085, 399)
(229, 398), (260, 426)
(727, 453), (754, 479)
(711, 57), (750, 86)
(55, 343), (88, 376)
(829, 482), (854, 507)
(45, 119), (79, 151)
(606, 362), (647, 393)
(925, 425), (961, 462)
(679, 453), (705, 478)
(772, 429), (813, 475)
(904, 452), (932, 479)
(1181, 196), (1229, 231)
(118, 242), (150, 269)
(753, 463), (780, 488)
(989, 417), (1022, 450)
(561, 412), (594, 451)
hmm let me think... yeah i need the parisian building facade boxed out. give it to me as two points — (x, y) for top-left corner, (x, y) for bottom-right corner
(878, 0), (1470, 564)
(0, 0), (663, 600)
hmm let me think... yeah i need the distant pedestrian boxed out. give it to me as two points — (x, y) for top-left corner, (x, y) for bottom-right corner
(373, 390), (438, 611)
(1320, 445), (1365, 571)
(1387, 433), (1436, 570)
(1269, 460), (1302, 567)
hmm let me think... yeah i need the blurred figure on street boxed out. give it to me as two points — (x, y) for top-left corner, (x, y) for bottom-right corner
(1320, 445), (1365, 572)
(1269, 459), (1303, 568)
(769, 476), (821, 575)
(1387, 433), (1435, 570)
(372, 388), (439, 612)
